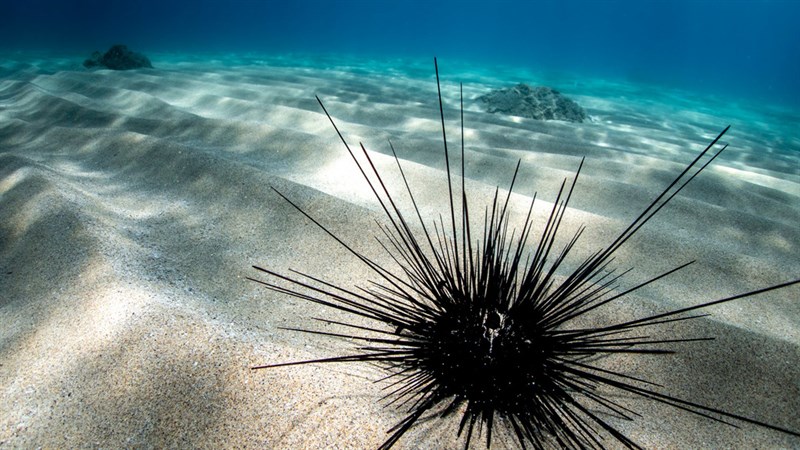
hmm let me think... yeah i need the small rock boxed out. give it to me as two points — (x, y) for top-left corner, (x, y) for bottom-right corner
(83, 45), (153, 70)
(478, 83), (587, 123)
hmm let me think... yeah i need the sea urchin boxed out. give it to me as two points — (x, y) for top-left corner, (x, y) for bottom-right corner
(249, 58), (799, 449)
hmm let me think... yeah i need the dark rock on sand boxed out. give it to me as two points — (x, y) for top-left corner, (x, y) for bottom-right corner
(478, 83), (587, 123)
(83, 45), (153, 70)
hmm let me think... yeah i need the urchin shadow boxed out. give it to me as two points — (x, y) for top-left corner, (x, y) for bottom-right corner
(249, 58), (800, 449)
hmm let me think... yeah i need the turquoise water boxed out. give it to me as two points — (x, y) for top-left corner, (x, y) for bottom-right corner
(2, 0), (799, 109)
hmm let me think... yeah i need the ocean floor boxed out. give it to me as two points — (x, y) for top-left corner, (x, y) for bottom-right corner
(1, 52), (798, 448)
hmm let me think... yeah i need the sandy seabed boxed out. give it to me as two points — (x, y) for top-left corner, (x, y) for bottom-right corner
(1, 53), (798, 448)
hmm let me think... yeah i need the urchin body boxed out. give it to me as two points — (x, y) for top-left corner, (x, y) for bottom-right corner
(421, 301), (570, 425)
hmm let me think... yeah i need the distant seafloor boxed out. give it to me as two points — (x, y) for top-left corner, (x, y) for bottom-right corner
(1, 52), (798, 448)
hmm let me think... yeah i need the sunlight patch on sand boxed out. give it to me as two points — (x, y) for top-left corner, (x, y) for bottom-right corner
(714, 164), (800, 196)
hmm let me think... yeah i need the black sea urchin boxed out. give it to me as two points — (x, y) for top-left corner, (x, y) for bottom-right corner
(250, 59), (800, 449)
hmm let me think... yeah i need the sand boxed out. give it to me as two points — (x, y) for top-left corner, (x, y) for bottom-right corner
(1, 53), (798, 448)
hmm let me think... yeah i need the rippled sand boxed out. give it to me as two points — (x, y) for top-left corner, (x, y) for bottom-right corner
(1, 54), (798, 448)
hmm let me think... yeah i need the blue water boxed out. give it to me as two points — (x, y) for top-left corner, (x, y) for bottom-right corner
(2, 0), (799, 108)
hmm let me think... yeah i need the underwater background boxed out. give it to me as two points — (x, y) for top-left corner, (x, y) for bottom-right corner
(2, 0), (800, 448)
(3, 0), (800, 109)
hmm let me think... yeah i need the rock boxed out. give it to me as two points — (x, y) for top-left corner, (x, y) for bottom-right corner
(83, 45), (153, 70)
(478, 83), (587, 123)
